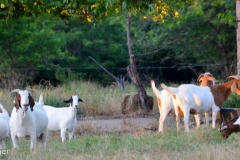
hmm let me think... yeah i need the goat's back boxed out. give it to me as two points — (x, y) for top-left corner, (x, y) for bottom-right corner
(176, 84), (214, 112)
(160, 87), (178, 109)
(43, 105), (71, 131)
(0, 113), (10, 140)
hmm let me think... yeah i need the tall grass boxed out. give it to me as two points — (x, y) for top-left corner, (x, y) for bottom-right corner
(0, 80), (158, 116)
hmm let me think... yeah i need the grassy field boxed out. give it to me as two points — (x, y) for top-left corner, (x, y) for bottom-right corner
(0, 80), (240, 160)
(2, 126), (240, 160)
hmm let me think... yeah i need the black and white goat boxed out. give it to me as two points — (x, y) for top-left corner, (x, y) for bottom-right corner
(43, 95), (84, 142)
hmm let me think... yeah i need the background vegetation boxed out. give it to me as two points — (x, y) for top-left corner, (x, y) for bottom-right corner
(0, 0), (237, 89)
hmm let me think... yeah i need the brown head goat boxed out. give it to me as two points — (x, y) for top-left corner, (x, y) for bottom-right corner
(219, 116), (240, 139)
(197, 72), (218, 87)
(9, 89), (48, 151)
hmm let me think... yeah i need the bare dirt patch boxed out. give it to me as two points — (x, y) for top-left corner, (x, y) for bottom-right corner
(47, 113), (201, 139)
(47, 113), (161, 139)
(76, 114), (158, 132)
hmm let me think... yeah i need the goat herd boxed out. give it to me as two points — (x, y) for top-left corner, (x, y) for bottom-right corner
(0, 72), (240, 152)
(151, 72), (240, 139)
(0, 89), (84, 151)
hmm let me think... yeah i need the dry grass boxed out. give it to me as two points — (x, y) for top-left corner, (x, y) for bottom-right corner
(0, 80), (159, 116)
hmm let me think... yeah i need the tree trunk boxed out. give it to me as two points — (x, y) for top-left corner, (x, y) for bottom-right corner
(126, 13), (151, 112)
(236, 0), (240, 76)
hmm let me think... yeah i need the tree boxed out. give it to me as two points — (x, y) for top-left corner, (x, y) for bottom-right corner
(237, 0), (240, 76)
(131, 0), (236, 82)
(0, 17), (65, 89)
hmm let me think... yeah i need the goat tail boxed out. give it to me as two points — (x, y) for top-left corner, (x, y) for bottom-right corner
(0, 104), (8, 115)
(38, 94), (44, 106)
(160, 83), (176, 98)
(150, 80), (161, 97)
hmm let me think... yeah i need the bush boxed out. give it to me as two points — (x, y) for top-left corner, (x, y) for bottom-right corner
(224, 93), (240, 108)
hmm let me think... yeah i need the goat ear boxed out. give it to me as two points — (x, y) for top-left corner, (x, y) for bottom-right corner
(63, 97), (73, 103)
(14, 95), (20, 111)
(29, 94), (35, 111)
(63, 99), (71, 103)
(78, 98), (85, 103)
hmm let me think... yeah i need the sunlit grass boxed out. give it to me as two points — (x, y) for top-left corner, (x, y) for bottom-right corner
(2, 126), (240, 160)
(0, 80), (159, 116)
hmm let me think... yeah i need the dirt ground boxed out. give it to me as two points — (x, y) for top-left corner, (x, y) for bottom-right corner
(75, 114), (159, 132)
(47, 113), (162, 139)
(48, 113), (199, 139)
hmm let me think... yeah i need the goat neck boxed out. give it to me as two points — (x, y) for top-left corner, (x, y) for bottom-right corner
(210, 80), (235, 107)
(15, 107), (32, 125)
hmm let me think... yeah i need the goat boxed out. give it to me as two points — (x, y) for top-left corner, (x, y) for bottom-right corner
(43, 95), (84, 142)
(161, 75), (240, 132)
(219, 116), (240, 139)
(151, 72), (217, 133)
(197, 72), (218, 86)
(9, 89), (48, 151)
(0, 104), (10, 150)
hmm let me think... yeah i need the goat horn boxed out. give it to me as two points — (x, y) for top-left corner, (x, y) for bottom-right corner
(25, 88), (35, 93)
(197, 72), (213, 82)
(9, 89), (21, 94)
(226, 75), (240, 80)
(211, 77), (218, 82)
(204, 72), (213, 76)
(197, 74), (205, 81)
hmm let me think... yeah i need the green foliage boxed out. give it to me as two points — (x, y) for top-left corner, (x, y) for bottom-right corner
(131, 0), (236, 82)
(55, 68), (85, 84)
(0, 0), (237, 87)
(224, 93), (240, 108)
(0, 17), (65, 89)
(0, 0), (160, 22)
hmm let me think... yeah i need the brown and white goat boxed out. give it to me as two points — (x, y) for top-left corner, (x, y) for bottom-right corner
(219, 116), (240, 139)
(9, 89), (48, 151)
(197, 72), (218, 87)
(161, 75), (240, 132)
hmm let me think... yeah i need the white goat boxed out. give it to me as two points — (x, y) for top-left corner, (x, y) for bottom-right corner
(43, 95), (84, 142)
(161, 75), (240, 132)
(151, 72), (217, 133)
(0, 104), (10, 150)
(9, 89), (48, 151)
(151, 81), (177, 132)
